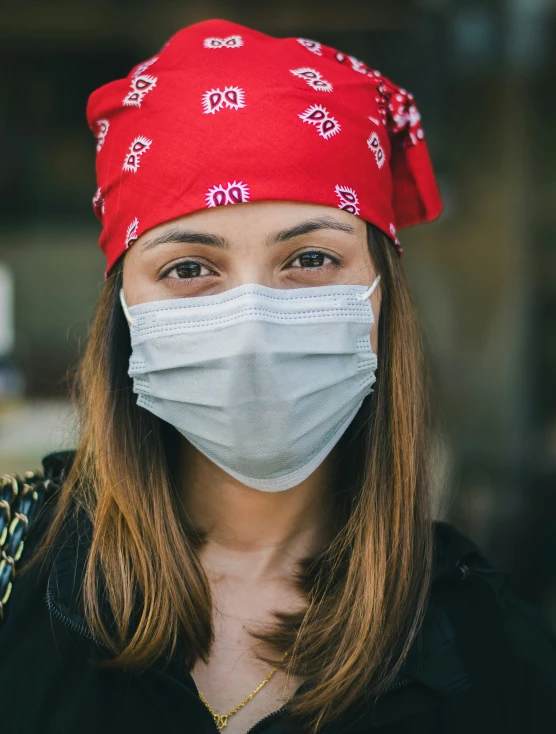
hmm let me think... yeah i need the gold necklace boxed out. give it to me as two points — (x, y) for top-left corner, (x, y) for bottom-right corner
(196, 650), (289, 730)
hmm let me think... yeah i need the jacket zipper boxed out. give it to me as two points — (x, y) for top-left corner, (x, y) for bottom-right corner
(44, 588), (413, 732)
(45, 588), (221, 732)
(45, 586), (96, 642)
(241, 675), (413, 733)
(244, 704), (288, 733)
(161, 668), (413, 733)
(158, 670), (221, 733)
(160, 668), (287, 734)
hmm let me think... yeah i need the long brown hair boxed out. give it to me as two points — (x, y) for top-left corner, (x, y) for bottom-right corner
(29, 222), (434, 733)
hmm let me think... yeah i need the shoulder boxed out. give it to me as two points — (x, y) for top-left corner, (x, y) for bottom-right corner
(431, 520), (556, 727)
(502, 586), (556, 695)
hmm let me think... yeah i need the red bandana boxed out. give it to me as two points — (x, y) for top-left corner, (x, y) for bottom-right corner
(86, 19), (443, 276)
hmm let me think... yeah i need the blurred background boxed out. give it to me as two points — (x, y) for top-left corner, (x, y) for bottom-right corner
(1, 0), (555, 626)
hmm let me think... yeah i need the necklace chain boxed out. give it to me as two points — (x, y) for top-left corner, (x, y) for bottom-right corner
(197, 650), (289, 730)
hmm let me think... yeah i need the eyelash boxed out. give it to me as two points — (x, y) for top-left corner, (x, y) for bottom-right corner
(160, 251), (340, 281)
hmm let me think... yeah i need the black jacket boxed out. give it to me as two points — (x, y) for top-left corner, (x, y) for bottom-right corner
(1, 450), (555, 734)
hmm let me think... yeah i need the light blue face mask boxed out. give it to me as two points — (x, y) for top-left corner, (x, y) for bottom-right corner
(120, 276), (380, 492)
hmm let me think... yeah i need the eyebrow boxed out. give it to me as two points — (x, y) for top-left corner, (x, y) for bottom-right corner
(140, 216), (356, 252)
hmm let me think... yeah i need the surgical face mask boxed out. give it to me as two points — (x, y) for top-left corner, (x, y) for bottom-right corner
(120, 277), (380, 492)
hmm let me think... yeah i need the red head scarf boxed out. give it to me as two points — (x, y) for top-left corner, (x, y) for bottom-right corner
(86, 19), (443, 276)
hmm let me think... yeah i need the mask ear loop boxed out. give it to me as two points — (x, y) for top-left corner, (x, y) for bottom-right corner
(355, 274), (381, 301)
(119, 288), (136, 325)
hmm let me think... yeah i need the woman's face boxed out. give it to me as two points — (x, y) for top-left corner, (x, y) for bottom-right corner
(122, 201), (381, 351)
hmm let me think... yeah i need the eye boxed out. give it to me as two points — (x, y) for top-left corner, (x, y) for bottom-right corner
(288, 251), (339, 270)
(163, 261), (215, 280)
(159, 249), (340, 284)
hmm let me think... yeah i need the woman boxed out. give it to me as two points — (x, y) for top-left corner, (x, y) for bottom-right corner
(0, 18), (555, 734)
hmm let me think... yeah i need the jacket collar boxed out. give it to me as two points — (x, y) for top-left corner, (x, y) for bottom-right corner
(43, 452), (472, 715)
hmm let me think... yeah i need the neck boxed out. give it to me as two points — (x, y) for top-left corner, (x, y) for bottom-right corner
(177, 439), (337, 581)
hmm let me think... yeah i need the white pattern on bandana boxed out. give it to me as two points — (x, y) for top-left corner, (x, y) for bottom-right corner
(123, 136), (153, 173)
(376, 82), (425, 146)
(94, 119), (110, 152)
(334, 185), (360, 216)
(131, 56), (159, 78)
(297, 38), (323, 56)
(205, 181), (250, 207)
(125, 218), (139, 249)
(367, 131), (385, 169)
(299, 104), (341, 140)
(347, 55), (368, 74)
(389, 223), (401, 246)
(204, 35), (244, 48)
(391, 102), (421, 131)
(290, 68), (333, 92)
(202, 86), (246, 114)
(92, 187), (105, 218)
(123, 75), (157, 107)
(334, 52), (369, 74)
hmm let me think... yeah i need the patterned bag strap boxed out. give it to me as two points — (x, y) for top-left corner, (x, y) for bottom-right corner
(0, 470), (58, 622)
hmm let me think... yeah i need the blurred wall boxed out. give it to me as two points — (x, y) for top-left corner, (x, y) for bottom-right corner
(0, 0), (555, 623)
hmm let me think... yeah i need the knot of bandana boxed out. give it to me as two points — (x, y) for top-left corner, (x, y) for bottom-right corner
(86, 19), (443, 277)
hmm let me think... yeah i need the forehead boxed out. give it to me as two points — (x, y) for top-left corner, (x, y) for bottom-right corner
(135, 200), (367, 244)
